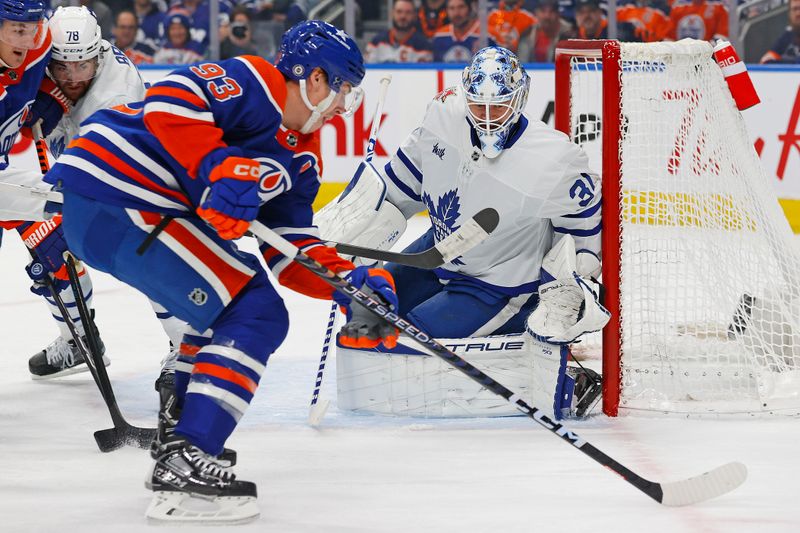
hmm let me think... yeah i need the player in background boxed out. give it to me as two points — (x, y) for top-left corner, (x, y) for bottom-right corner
(321, 46), (609, 421)
(43, 21), (398, 522)
(0, 0), (53, 221)
(24, 6), (189, 380)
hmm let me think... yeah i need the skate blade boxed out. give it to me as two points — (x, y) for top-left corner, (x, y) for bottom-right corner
(30, 356), (110, 381)
(146, 491), (259, 524)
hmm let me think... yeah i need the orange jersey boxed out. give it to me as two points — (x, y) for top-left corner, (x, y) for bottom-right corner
(669, 0), (728, 41)
(616, 5), (673, 43)
(488, 4), (537, 52)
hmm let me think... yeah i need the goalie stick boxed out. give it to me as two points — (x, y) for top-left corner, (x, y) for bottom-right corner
(31, 124), (156, 452)
(309, 75), (392, 427)
(249, 219), (747, 506)
(332, 207), (499, 269)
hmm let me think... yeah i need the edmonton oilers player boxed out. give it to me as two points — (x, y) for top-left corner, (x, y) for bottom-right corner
(44, 21), (398, 522)
(326, 47), (610, 421)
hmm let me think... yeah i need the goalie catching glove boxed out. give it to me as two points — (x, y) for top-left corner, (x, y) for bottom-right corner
(526, 235), (610, 345)
(333, 266), (400, 349)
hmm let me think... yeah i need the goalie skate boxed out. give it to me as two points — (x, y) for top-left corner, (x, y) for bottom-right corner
(146, 437), (258, 524)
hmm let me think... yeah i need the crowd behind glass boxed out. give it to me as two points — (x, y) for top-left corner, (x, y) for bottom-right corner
(50, 0), (800, 65)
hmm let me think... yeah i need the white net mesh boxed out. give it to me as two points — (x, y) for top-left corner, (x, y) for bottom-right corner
(567, 40), (800, 415)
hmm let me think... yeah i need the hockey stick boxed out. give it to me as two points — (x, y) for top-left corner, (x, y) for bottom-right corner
(30, 124), (155, 451)
(332, 208), (499, 268)
(250, 219), (747, 506)
(62, 253), (157, 451)
(309, 75), (392, 427)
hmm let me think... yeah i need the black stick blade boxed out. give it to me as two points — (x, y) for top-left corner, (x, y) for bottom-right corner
(94, 426), (157, 453)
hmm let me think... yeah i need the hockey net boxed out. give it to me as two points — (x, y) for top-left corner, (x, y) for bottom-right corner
(555, 39), (800, 416)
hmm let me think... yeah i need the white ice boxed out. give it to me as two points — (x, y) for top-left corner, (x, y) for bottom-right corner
(1, 218), (799, 533)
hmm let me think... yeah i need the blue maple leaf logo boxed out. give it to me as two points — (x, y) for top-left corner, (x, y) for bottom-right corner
(422, 189), (465, 266)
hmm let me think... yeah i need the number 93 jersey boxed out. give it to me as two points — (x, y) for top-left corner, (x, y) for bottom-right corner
(381, 85), (602, 297)
(44, 55), (298, 216)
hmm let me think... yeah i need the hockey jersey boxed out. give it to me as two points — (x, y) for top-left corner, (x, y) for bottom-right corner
(0, 32), (52, 170)
(381, 86), (601, 296)
(45, 56), (352, 298)
(365, 28), (433, 63)
(669, 0), (728, 41)
(47, 41), (147, 158)
(616, 4), (673, 43)
(432, 20), (496, 63)
(487, 3), (537, 53)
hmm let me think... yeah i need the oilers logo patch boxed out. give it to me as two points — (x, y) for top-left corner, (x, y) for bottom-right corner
(256, 158), (290, 200)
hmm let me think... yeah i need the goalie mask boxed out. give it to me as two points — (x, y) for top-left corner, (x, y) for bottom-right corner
(462, 46), (530, 159)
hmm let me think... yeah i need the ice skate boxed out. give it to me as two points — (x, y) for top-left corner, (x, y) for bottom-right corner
(145, 436), (258, 524)
(28, 334), (108, 380)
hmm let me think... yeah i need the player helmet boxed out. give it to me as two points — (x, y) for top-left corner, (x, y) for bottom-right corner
(462, 46), (530, 158)
(0, 0), (48, 50)
(48, 6), (104, 82)
(276, 20), (365, 133)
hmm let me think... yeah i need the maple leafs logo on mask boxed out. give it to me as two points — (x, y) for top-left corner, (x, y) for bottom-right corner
(422, 189), (465, 266)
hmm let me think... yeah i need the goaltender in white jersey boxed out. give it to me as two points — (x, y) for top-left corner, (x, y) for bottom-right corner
(319, 46), (610, 420)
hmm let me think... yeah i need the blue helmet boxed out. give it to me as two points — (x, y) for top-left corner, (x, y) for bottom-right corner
(462, 46), (530, 158)
(276, 20), (365, 92)
(0, 0), (46, 22)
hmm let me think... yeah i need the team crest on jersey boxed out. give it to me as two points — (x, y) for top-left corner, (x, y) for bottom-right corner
(422, 189), (465, 265)
(435, 87), (457, 103)
(256, 157), (291, 199)
(0, 103), (32, 157)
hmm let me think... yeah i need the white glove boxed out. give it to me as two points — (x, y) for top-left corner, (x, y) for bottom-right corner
(526, 236), (610, 345)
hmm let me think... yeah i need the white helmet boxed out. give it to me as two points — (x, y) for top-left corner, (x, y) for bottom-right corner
(49, 6), (103, 62)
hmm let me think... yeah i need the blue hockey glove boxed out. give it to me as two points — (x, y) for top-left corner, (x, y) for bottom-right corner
(17, 217), (71, 296)
(25, 78), (72, 137)
(197, 156), (261, 240)
(333, 266), (400, 349)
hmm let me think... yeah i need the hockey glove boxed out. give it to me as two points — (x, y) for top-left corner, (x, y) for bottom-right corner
(17, 217), (72, 295)
(196, 156), (261, 240)
(526, 236), (610, 345)
(333, 266), (400, 349)
(25, 78), (72, 137)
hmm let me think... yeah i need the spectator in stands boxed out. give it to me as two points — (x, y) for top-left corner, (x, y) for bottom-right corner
(488, 0), (537, 55)
(169, 0), (233, 52)
(113, 10), (156, 64)
(617, 0), (673, 43)
(366, 0), (433, 63)
(220, 6), (259, 59)
(134, 0), (165, 46)
(669, 0), (728, 42)
(574, 0), (638, 40)
(761, 0), (800, 63)
(153, 12), (204, 64)
(418, 0), (449, 38)
(526, 0), (575, 62)
(433, 0), (496, 62)
(53, 0), (114, 37)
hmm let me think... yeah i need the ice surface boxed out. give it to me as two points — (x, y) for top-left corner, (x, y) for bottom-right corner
(1, 219), (799, 532)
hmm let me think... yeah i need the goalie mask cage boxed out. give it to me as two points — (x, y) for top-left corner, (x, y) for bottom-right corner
(554, 39), (800, 417)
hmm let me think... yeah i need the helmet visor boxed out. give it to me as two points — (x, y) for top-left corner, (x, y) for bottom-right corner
(49, 58), (99, 82)
(330, 83), (363, 118)
(0, 18), (48, 50)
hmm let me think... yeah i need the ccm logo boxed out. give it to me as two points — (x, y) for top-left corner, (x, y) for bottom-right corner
(233, 164), (260, 178)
